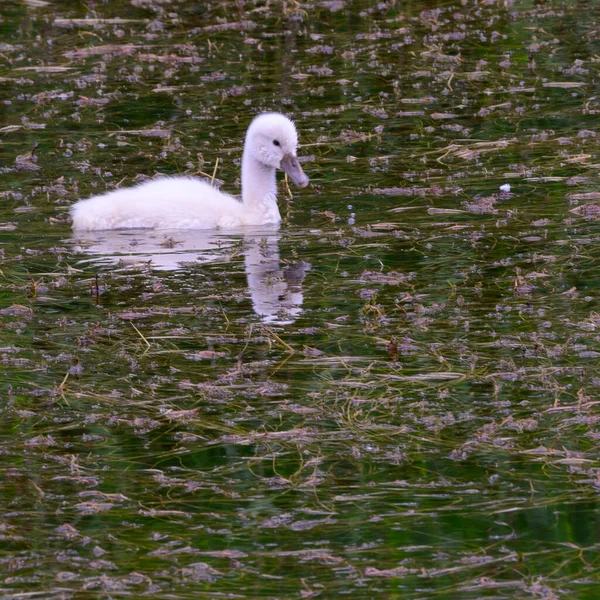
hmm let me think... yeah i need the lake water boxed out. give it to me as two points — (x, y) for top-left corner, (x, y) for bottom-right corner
(1, 0), (600, 597)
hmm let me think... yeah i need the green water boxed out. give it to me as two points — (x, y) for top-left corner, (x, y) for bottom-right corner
(2, 0), (600, 597)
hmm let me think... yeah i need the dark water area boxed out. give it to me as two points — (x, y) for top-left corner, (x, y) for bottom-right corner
(1, 0), (600, 597)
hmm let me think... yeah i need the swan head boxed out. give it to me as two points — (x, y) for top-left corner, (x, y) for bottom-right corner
(245, 113), (309, 188)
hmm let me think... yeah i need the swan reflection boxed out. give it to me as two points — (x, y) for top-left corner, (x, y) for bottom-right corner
(71, 228), (309, 324)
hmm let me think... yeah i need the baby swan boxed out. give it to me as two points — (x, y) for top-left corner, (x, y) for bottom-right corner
(71, 112), (309, 231)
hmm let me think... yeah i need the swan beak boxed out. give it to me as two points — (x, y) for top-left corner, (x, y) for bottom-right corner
(280, 154), (309, 188)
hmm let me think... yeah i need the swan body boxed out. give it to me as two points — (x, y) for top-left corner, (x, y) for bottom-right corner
(71, 113), (309, 231)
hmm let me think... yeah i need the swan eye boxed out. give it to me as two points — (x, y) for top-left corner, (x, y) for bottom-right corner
(273, 140), (281, 147)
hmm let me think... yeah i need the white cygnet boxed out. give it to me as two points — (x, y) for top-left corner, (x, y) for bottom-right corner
(71, 112), (309, 231)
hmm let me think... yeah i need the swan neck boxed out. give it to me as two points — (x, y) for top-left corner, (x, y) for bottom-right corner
(241, 149), (279, 214)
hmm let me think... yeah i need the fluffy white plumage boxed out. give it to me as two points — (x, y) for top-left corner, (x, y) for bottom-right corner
(71, 113), (309, 231)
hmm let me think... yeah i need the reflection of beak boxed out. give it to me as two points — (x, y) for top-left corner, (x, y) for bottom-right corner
(280, 153), (309, 188)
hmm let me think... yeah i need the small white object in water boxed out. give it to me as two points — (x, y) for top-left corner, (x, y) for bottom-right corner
(500, 183), (511, 193)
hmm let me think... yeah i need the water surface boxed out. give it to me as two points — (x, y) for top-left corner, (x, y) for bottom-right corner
(1, 0), (600, 597)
